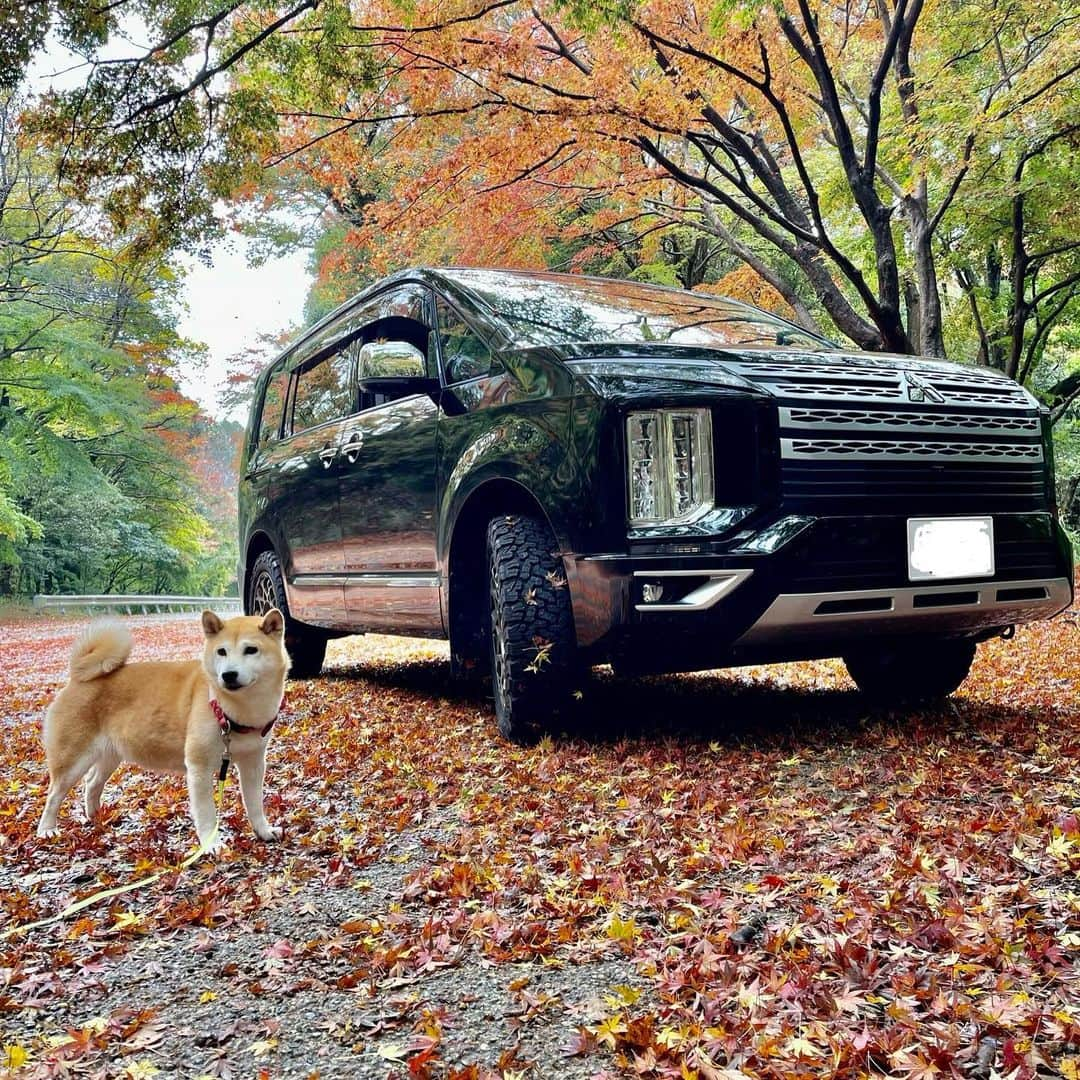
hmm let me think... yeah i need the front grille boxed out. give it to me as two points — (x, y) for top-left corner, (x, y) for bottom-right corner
(781, 461), (1048, 514)
(784, 407), (1039, 436)
(782, 438), (1043, 462)
(720, 359), (1034, 409)
(713, 358), (1048, 514)
(774, 380), (905, 399)
(994, 539), (1062, 580)
(768, 384), (1045, 514)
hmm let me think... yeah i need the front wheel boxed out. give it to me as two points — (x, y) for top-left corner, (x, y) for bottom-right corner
(248, 549), (328, 679)
(487, 515), (577, 743)
(843, 637), (976, 706)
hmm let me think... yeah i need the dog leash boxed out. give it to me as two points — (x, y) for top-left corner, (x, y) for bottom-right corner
(0, 773), (229, 942)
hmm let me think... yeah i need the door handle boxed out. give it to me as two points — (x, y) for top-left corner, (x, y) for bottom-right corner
(318, 444), (338, 468)
(343, 432), (363, 464)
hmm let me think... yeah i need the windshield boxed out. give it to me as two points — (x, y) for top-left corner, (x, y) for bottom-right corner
(448, 270), (834, 351)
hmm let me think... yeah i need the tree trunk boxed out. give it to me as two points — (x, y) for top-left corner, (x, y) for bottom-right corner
(911, 224), (944, 357)
(904, 279), (921, 355)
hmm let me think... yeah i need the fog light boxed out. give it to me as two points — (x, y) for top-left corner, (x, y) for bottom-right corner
(642, 583), (665, 603)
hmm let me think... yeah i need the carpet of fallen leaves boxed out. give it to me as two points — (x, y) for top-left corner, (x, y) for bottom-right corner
(1, 581), (1079, 1080)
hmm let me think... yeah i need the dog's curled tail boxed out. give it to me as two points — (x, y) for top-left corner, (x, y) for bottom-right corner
(69, 620), (133, 682)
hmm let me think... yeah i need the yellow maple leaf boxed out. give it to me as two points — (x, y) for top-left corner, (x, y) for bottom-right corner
(4, 1045), (29, 1069)
(655, 1026), (685, 1050)
(113, 911), (145, 932)
(785, 1035), (824, 1059)
(1048, 831), (1076, 863)
(606, 914), (636, 942)
(376, 1042), (407, 1061)
(124, 1060), (160, 1079)
(592, 1015), (627, 1049)
(198, 991), (217, 1004)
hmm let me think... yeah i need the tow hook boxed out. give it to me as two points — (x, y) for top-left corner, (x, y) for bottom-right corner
(999, 625), (1016, 640)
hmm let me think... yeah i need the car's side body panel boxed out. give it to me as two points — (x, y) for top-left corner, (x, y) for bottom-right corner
(338, 392), (442, 635)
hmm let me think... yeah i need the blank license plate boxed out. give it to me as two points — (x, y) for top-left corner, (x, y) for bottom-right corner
(907, 517), (994, 581)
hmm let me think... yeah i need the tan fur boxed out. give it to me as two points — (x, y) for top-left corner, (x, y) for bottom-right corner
(37, 609), (289, 850)
(69, 620), (133, 682)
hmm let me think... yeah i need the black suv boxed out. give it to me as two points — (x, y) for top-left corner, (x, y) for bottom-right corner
(240, 268), (1073, 740)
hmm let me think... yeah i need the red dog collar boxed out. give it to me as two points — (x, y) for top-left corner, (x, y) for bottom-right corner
(210, 696), (284, 739)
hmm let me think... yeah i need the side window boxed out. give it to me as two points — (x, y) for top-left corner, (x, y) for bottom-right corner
(258, 365), (289, 446)
(437, 297), (495, 383)
(290, 347), (353, 433)
(375, 283), (428, 325)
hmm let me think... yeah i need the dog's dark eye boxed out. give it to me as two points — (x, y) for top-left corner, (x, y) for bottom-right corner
(216, 647), (227, 656)
(244, 646), (258, 655)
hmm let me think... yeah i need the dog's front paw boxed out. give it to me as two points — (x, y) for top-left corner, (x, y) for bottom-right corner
(256, 824), (283, 842)
(36, 824), (59, 839)
(196, 833), (226, 857)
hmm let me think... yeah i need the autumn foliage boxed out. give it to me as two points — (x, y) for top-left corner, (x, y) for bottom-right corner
(222, 0), (1080, 376)
(1, 581), (1078, 1077)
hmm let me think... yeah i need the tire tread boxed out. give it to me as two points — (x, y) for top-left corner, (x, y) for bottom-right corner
(487, 515), (576, 741)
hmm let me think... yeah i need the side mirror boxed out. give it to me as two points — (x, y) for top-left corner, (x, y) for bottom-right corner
(357, 341), (439, 397)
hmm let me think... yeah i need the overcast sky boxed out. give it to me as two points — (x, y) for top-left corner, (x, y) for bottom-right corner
(174, 243), (312, 419)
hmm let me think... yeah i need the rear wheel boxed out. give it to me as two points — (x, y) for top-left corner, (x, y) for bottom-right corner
(248, 549), (328, 679)
(487, 515), (577, 743)
(843, 637), (976, 706)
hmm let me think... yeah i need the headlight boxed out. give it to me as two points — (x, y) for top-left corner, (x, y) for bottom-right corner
(626, 408), (714, 525)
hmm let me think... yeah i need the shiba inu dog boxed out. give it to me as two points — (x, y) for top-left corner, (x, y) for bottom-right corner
(37, 609), (290, 850)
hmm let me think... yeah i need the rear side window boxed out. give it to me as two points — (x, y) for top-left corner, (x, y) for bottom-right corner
(258, 366), (289, 446)
(291, 349), (353, 432)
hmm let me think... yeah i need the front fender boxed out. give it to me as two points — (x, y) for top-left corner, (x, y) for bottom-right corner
(438, 410), (578, 562)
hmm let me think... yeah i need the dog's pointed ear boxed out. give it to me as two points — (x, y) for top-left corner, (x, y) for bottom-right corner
(202, 610), (224, 637)
(259, 608), (284, 636)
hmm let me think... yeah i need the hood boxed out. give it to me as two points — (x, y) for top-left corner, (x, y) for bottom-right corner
(561, 344), (1038, 410)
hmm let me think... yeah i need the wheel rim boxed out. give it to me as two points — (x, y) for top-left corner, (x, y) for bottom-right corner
(252, 571), (277, 615)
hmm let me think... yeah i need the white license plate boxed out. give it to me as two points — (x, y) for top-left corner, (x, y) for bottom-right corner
(907, 517), (995, 581)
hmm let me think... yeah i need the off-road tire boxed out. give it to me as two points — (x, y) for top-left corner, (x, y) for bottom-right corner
(843, 637), (976, 706)
(487, 515), (576, 743)
(248, 549), (328, 679)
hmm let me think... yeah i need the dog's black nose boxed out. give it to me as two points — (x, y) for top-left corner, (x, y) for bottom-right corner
(222, 670), (240, 686)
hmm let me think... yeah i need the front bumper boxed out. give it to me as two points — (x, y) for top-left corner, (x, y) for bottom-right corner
(735, 577), (1072, 648)
(567, 510), (1074, 668)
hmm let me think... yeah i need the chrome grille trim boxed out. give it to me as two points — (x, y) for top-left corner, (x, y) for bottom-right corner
(769, 381), (905, 400)
(720, 361), (1035, 409)
(780, 407), (1040, 437)
(927, 386), (1033, 406)
(780, 438), (1044, 463)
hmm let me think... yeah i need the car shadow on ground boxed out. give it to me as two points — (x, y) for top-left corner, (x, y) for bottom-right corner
(314, 654), (1032, 751)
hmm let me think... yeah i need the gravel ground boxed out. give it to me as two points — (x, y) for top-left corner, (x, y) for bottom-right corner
(0, 622), (644, 1079)
(7, 607), (1077, 1079)
(5, 857), (642, 1078)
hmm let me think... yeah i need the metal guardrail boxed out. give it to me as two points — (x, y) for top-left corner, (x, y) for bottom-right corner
(32, 594), (243, 615)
